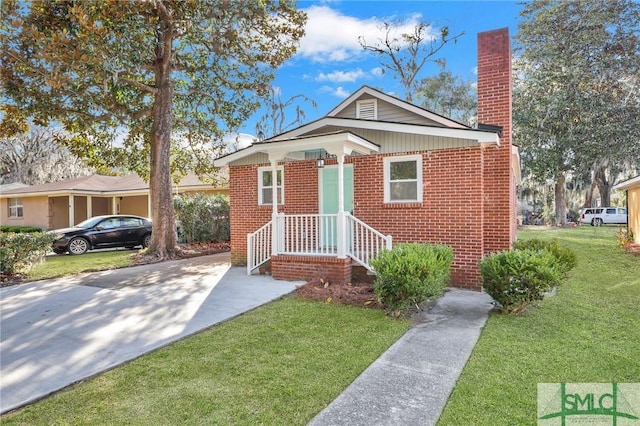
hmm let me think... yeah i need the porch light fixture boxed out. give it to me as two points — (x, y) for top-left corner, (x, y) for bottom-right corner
(316, 151), (325, 168)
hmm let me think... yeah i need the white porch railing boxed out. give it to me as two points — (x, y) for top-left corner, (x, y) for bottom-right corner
(277, 214), (338, 255)
(346, 213), (393, 271)
(247, 220), (272, 275)
(247, 213), (392, 274)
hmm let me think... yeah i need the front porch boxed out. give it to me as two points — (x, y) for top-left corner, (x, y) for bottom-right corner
(247, 212), (392, 283)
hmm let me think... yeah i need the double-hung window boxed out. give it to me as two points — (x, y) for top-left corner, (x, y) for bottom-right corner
(8, 198), (23, 218)
(258, 166), (284, 205)
(383, 155), (422, 203)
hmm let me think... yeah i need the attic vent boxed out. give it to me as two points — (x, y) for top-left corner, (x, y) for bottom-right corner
(356, 99), (377, 120)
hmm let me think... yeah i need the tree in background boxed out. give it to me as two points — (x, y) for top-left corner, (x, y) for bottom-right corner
(416, 66), (476, 125)
(0, 127), (94, 185)
(1, 0), (306, 259)
(359, 21), (463, 103)
(515, 0), (640, 225)
(254, 85), (317, 139)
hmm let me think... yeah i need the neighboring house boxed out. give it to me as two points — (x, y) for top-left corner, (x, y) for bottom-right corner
(214, 28), (520, 290)
(0, 173), (228, 230)
(612, 175), (640, 245)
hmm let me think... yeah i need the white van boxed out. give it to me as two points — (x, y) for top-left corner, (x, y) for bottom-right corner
(580, 207), (627, 226)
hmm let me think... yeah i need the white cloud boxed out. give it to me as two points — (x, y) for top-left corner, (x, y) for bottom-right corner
(316, 69), (366, 83)
(319, 85), (351, 99)
(298, 5), (427, 63)
(371, 66), (384, 77)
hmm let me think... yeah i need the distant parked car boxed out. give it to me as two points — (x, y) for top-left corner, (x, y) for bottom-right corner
(579, 207), (627, 226)
(52, 215), (152, 255)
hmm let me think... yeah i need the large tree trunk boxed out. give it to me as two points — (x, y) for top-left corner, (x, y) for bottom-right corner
(148, 9), (178, 259)
(593, 165), (612, 206)
(584, 182), (595, 208)
(554, 173), (567, 226)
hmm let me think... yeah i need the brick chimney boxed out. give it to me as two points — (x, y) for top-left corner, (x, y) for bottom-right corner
(477, 28), (517, 253)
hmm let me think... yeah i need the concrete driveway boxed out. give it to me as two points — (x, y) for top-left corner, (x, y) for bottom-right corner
(0, 252), (299, 414)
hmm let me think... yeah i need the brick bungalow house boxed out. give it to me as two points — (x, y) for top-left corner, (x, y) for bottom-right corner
(214, 28), (520, 290)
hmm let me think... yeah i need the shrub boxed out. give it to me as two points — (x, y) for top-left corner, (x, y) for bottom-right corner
(371, 243), (454, 317)
(512, 238), (577, 276)
(616, 226), (634, 247)
(480, 249), (563, 314)
(174, 193), (230, 243)
(0, 231), (56, 276)
(0, 225), (43, 233)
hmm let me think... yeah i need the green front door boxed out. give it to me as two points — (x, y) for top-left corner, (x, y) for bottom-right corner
(320, 165), (353, 247)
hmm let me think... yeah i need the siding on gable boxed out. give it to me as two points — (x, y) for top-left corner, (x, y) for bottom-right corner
(305, 126), (477, 154)
(228, 152), (270, 167)
(334, 96), (445, 126)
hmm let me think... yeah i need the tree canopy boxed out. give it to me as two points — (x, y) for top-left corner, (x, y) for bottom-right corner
(1, 0), (306, 257)
(514, 0), (640, 223)
(416, 66), (476, 126)
(0, 127), (94, 185)
(359, 21), (463, 103)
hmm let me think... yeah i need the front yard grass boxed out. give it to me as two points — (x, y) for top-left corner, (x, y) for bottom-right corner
(438, 226), (640, 425)
(2, 297), (409, 425)
(27, 250), (135, 281)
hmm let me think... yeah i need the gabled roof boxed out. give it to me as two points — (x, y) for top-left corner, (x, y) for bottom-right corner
(214, 84), (500, 167)
(0, 173), (226, 198)
(327, 85), (470, 129)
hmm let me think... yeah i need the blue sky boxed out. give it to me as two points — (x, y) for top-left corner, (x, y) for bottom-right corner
(236, 0), (524, 142)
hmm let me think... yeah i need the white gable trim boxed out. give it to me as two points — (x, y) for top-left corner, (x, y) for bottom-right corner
(328, 86), (469, 129)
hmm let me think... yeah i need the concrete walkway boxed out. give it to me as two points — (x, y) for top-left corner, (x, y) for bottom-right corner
(0, 252), (299, 414)
(309, 288), (494, 426)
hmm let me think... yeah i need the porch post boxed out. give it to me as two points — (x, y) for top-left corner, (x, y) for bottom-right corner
(270, 160), (279, 256)
(336, 153), (347, 258)
(68, 195), (75, 227)
(86, 195), (92, 219)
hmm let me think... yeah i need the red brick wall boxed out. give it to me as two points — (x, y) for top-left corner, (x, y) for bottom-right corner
(229, 161), (319, 265)
(477, 28), (516, 254)
(352, 149), (484, 289)
(271, 255), (352, 284)
(229, 148), (485, 289)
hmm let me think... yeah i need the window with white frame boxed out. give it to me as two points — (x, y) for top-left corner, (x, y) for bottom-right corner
(383, 155), (423, 203)
(8, 198), (24, 218)
(258, 166), (284, 205)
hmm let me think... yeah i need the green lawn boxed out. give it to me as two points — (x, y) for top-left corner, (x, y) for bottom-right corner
(2, 298), (409, 425)
(27, 250), (136, 281)
(438, 226), (640, 425)
(6, 226), (637, 424)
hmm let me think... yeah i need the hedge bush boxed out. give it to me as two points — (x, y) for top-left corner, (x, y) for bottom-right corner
(0, 225), (43, 233)
(480, 249), (563, 314)
(512, 238), (577, 276)
(0, 231), (56, 276)
(371, 243), (454, 317)
(174, 193), (230, 243)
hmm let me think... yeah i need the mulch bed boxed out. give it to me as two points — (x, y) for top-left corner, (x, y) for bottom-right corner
(295, 278), (381, 309)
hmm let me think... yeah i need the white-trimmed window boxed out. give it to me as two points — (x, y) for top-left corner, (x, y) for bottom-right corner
(384, 155), (423, 203)
(8, 198), (23, 218)
(258, 166), (284, 205)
